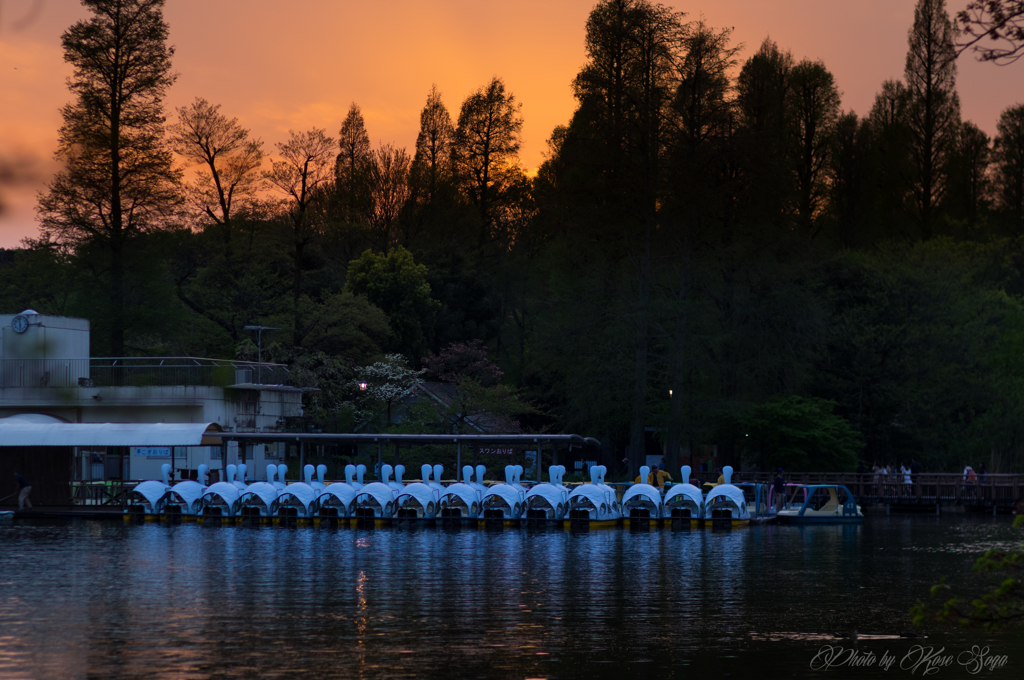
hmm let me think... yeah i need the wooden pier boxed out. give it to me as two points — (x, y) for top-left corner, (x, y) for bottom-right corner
(724, 472), (1023, 512)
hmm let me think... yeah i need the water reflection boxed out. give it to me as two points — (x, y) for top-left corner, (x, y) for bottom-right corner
(0, 517), (1021, 679)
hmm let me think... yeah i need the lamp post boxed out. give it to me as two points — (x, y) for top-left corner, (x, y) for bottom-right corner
(242, 325), (278, 384)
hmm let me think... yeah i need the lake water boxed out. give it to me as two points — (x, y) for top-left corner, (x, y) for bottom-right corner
(0, 516), (1021, 679)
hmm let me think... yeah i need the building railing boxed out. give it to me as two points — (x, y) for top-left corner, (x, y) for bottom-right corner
(0, 357), (289, 389)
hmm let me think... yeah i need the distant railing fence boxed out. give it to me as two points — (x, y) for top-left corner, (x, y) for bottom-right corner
(0, 357), (289, 388)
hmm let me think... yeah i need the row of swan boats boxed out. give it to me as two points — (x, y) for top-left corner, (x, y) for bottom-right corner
(126, 463), (863, 528)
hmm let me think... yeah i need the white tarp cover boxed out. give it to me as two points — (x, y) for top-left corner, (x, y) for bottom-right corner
(0, 421), (218, 447)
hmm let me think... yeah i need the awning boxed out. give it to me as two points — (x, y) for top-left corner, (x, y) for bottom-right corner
(0, 421), (223, 447)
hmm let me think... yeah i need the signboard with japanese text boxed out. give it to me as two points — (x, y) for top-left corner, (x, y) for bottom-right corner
(134, 446), (171, 458)
(478, 447), (515, 456)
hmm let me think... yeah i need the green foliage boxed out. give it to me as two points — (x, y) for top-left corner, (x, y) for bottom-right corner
(814, 240), (1021, 469)
(741, 395), (863, 471)
(912, 517), (1024, 630)
(345, 247), (440, 360)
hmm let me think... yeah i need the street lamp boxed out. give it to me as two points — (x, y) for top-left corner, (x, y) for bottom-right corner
(359, 381), (368, 391)
(242, 325), (278, 384)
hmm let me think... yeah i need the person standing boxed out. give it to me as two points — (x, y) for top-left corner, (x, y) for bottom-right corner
(653, 465), (673, 488)
(14, 472), (32, 510)
(910, 459), (921, 484)
(772, 468), (786, 511)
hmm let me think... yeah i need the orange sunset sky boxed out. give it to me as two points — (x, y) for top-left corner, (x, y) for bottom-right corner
(0, 0), (1020, 249)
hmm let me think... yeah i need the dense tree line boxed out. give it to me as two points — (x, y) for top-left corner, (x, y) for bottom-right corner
(5, 0), (1024, 474)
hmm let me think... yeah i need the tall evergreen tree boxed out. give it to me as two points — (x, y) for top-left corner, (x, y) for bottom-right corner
(335, 103), (372, 221)
(37, 0), (179, 356)
(828, 112), (875, 248)
(735, 38), (795, 228)
(992, 103), (1024, 234)
(904, 0), (961, 239)
(570, 0), (686, 473)
(869, 79), (915, 238)
(942, 121), (991, 233)
(788, 59), (841, 234)
(411, 85), (455, 207)
(452, 77), (524, 245)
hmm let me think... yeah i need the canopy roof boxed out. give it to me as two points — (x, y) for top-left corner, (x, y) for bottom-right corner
(0, 419), (222, 447)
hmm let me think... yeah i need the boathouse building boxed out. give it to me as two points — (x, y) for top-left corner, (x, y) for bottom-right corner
(0, 310), (304, 504)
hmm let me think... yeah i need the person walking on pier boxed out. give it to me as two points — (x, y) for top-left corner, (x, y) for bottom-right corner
(14, 471), (32, 510)
(910, 459), (921, 484)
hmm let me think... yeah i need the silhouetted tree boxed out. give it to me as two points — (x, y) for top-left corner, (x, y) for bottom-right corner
(904, 0), (961, 238)
(828, 112), (875, 247)
(571, 0), (687, 473)
(788, 59), (841, 234)
(168, 97), (264, 258)
(869, 79), (915, 237)
(335, 103), (372, 221)
(452, 77), (524, 244)
(364, 143), (411, 251)
(264, 128), (336, 345)
(943, 121), (991, 233)
(992, 103), (1024, 233)
(957, 0), (1024, 63)
(736, 38), (795, 227)
(37, 0), (179, 356)
(411, 85), (456, 207)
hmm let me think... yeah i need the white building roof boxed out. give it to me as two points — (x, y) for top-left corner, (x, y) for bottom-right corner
(0, 419), (221, 447)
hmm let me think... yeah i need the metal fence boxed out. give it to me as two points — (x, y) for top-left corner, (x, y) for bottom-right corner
(0, 357), (289, 389)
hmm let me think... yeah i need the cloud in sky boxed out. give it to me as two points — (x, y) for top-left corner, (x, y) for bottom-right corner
(1, 0), (1019, 248)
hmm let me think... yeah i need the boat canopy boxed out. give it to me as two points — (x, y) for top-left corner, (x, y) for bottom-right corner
(277, 483), (320, 513)
(201, 482), (242, 511)
(704, 485), (746, 508)
(0, 420), (222, 447)
(238, 482), (279, 510)
(130, 480), (169, 510)
(664, 483), (703, 509)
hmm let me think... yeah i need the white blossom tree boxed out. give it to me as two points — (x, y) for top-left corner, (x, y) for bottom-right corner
(349, 354), (425, 428)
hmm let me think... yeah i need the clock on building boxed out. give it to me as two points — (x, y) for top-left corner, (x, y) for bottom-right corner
(11, 315), (28, 333)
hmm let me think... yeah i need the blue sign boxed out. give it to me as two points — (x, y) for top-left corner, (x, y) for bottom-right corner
(134, 446), (171, 457)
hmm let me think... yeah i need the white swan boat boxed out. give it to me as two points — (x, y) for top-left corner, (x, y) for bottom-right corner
(158, 464), (209, 523)
(237, 464), (283, 526)
(622, 465), (663, 527)
(198, 464), (244, 525)
(663, 465), (704, 529)
(566, 465), (621, 529)
(524, 465), (569, 525)
(315, 464), (362, 526)
(125, 463), (173, 522)
(274, 464), (323, 526)
(353, 464), (399, 524)
(480, 465), (527, 527)
(393, 463), (441, 523)
(702, 466), (751, 528)
(438, 465), (486, 525)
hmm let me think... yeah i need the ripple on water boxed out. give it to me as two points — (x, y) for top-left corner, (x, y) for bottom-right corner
(0, 516), (1020, 679)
